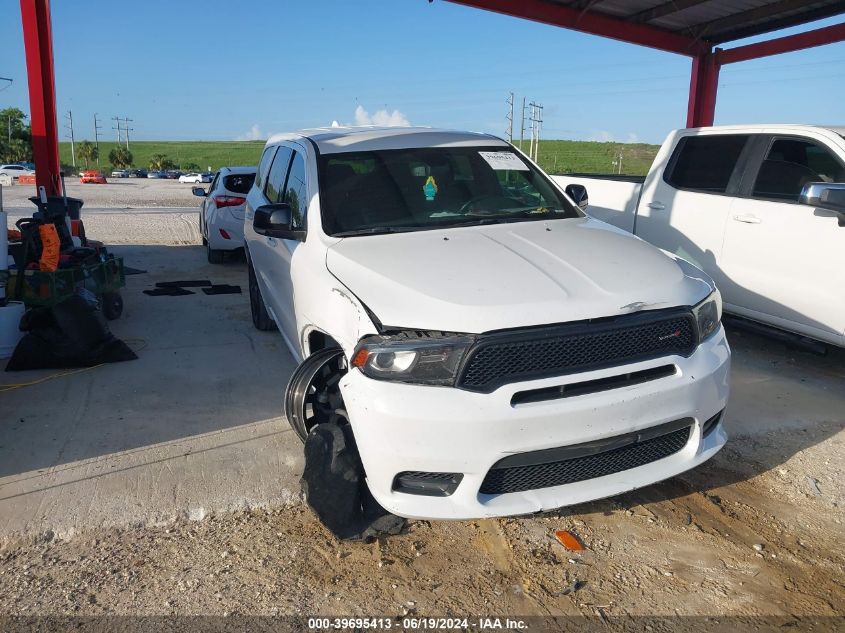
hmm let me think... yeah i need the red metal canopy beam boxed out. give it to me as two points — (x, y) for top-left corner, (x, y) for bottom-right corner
(20, 0), (61, 197)
(686, 52), (719, 128)
(716, 21), (845, 65)
(446, 0), (710, 56)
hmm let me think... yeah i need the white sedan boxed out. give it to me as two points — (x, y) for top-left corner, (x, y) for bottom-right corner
(0, 164), (35, 182)
(179, 173), (204, 184)
(193, 166), (256, 263)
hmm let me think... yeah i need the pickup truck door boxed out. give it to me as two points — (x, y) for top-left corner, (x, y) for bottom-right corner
(634, 133), (753, 291)
(720, 135), (845, 343)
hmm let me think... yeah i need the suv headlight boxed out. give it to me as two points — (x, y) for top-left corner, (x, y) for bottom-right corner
(693, 289), (722, 342)
(351, 334), (475, 385)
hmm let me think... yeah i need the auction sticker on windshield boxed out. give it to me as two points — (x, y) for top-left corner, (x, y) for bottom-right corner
(478, 151), (529, 171)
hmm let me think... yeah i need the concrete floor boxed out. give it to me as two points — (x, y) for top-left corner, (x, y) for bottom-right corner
(1, 238), (843, 542)
(0, 244), (301, 540)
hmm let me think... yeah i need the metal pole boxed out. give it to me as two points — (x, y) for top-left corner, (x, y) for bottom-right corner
(20, 0), (62, 196)
(519, 97), (525, 151)
(93, 113), (101, 166)
(506, 93), (513, 143)
(124, 117), (133, 150)
(66, 110), (75, 168)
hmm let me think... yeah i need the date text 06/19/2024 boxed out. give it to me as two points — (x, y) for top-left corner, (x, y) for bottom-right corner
(307, 617), (529, 630)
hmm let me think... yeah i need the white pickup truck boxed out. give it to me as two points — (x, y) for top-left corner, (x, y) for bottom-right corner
(244, 126), (730, 522)
(554, 124), (845, 349)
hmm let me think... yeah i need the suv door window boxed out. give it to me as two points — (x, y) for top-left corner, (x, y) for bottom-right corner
(265, 146), (293, 203)
(284, 152), (308, 230)
(665, 135), (749, 193)
(752, 138), (845, 202)
(255, 147), (276, 191)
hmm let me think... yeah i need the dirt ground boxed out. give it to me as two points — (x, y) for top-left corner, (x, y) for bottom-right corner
(1, 206), (843, 626)
(1, 381), (842, 621)
(2, 178), (201, 211)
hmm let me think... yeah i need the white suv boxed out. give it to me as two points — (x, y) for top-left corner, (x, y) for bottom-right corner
(243, 127), (730, 520)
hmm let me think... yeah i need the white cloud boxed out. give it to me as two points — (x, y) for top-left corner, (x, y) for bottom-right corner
(352, 105), (410, 127)
(235, 124), (264, 141)
(587, 130), (641, 144)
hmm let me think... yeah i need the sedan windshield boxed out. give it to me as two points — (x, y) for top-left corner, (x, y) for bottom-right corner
(318, 146), (580, 236)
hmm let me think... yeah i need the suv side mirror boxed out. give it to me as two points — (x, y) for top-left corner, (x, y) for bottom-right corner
(191, 187), (206, 197)
(800, 182), (845, 226)
(565, 183), (589, 211)
(253, 203), (305, 241)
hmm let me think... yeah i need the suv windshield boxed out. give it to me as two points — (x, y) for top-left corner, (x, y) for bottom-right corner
(318, 146), (580, 236)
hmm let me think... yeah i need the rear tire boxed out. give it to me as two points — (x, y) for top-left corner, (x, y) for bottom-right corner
(285, 348), (348, 443)
(207, 243), (224, 264)
(248, 257), (276, 331)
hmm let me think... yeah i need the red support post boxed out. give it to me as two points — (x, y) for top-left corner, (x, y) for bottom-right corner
(20, 0), (61, 197)
(686, 51), (720, 128)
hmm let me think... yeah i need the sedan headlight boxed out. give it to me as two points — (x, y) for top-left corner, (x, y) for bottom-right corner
(351, 334), (475, 385)
(692, 289), (722, 342)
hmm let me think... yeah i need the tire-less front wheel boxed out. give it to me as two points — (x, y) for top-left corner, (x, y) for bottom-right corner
(285, 348), (349, 443)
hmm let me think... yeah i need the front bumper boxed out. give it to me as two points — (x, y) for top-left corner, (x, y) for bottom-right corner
(340, 326), (730, 520)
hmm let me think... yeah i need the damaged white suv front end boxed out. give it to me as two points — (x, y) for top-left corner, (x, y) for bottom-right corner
(243, 127), (730, 521)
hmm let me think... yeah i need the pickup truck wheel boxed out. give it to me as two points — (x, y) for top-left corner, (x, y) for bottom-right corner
(285, 348), (348, 443)
(248, 259), (277, 331)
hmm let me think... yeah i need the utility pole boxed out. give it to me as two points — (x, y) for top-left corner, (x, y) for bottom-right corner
(112, 116), (122, 145)
(93, 113), (103, 166)
(528, 102), (537, 161)
(505, 93), (514, 143)
(122, 118), (133, 150)
(536, 103), (543, 161)
(64, 110), (75, 168)
(519, 97), (526, 151)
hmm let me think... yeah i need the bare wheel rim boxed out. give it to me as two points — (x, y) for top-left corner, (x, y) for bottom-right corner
(286, 349), (348, 442)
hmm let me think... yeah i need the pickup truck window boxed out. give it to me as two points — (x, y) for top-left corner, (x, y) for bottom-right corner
(752, 138), (845, 202)
(318, 146), (579, 236)
(666, 135), (749, 194)
(284, 152), (307, 230)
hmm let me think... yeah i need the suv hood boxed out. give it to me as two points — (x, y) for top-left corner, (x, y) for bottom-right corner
(326, 218), (713, 333)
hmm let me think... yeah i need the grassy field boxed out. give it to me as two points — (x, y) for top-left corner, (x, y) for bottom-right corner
(58, 139), (660, 176)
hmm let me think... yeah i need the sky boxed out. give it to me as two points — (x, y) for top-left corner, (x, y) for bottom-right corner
(1, 0), (843, 145)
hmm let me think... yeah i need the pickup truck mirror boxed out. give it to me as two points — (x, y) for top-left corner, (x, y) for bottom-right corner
(254, 203), (306, 240)
(800, 182), (845, 226)
(564, 183), (589, 211)
(191, 187), (206, 197)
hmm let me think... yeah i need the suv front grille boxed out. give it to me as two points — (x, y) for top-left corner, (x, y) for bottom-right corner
(479, 419), (692, 495)
(457, 309), (696, 392)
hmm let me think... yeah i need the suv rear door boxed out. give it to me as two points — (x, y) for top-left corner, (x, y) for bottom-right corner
(636, 132), (752, 290)
(720, 133), (845, 343)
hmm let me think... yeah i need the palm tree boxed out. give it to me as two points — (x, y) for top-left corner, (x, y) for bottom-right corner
(109, 146), (134, 168)
(76, 140), (98, 169)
